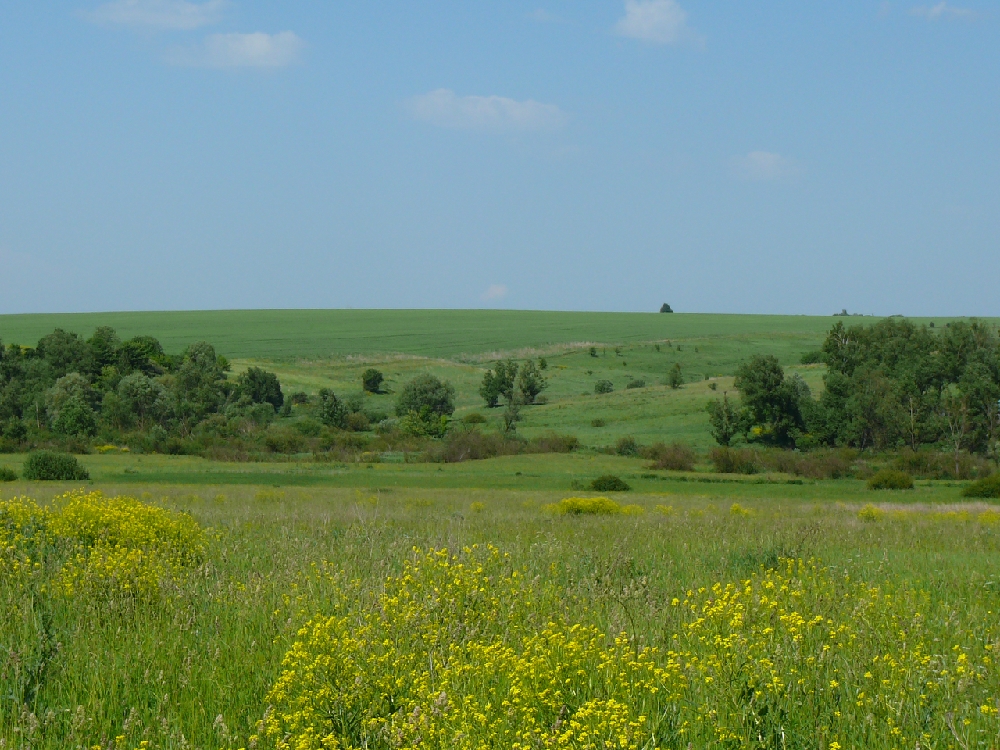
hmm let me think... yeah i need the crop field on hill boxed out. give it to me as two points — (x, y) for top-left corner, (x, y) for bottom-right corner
(0, 308), (904, 359)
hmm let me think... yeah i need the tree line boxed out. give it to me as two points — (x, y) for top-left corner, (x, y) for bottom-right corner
(708, 318), (1000, 465)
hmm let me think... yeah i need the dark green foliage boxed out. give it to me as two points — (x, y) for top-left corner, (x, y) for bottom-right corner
(397, 374), (456, 418)
(479, 360), (518, 408)
(626, 379), (645, 389)
(800, 350), (825, 364)
(590, 474), (631, 492)
(659, 303), (673, 313)
(22, 451), (90, 481)
(235, 367), (284, 411)
(0, 466), (16, 481)
(733, 355), (806, 447)
(361, 368), (384, 394)
(290, 391), (310, 405)
(317, 389), (347, 429)
(962, 474), (1000, 499)
(706, 392), (741, 447)
(462, 413), (487, 425)
(867, 469), (914, 490)
(589, 347), (598, 358)
(816, 318), (1000, 455)
(668, 363), (684, 389)
(538, 358), (548, 371)
(37, 329), (94, 378)
(517, 360), (547, 404)
(87, 326), (122, 370)
(0, 418), (27, 442)
(594, 380), (613, 395)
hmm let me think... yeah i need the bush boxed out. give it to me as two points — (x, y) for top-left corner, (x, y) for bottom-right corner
(646, 442), (696, 471)
(345, 412), (371, 432)
(615, 436), (640, 457)
(396, 374), (455, 418)
(710, 446), (760, 475)
(867, 469), (914, 490)
(526, 433), (579, 454)
(668, 363), (684, 389)
(462, 412), (487, 425)
(893, 449), (992, 480)
(361, 368), (384, 394)
(962, 474), (1000, 499)
(591, 418), (606, 427)
(590, 474), (631, 492)
(594, 380), (614, 394)
(22, 451), (90, 481)
(0, 466), (16, 482)
(626, 379), (646, 389)
(800, 350), (825, 365)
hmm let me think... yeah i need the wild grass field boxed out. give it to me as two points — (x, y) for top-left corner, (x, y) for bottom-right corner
(3, 310), (1000, 748)
(2, 485), (999, 749)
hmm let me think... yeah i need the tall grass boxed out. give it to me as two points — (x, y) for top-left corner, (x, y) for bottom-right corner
(2, 485), (999, 747)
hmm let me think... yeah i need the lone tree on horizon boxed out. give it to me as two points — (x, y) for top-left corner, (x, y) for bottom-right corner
(660, 303), (673, 313)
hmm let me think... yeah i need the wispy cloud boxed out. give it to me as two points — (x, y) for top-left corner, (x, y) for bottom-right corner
(409, 89), (568, 132)
(734, 151), (801, 182)
(910, 2), (977, 19)
(481, 284), (509, 302)
(85, 0), (227, 30)
(166, 31), (305, 68)
(614, 0), (698, 45)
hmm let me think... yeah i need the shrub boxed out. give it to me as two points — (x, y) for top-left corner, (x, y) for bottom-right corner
(710, 446), (759, 475)
(317, 389), (347, 429)
(595, 380), (614, 394)
(22, 451), (90, 481)
(361, 368), (384, 394)
(591, 418), (606, 427)
(0, 466), (16, 482)
(590, 474), (631, 492)
(462, 412), (487, 425)
(615, 436), (640, 457)
(549, 496), (623, 515)
(526, 433), (579, 454)
(800, 350), (825, 364)
(345, 411), (371, 432)
(396, 374), (456, 418)
(235, 367), (284, 410)
(893, 449), (992, 480)
(962, 474), (1000, 499)
(668, 363), (684, 389)
(646, 442), (696, 471)
(626, 379), (646, 389)
(867, 469), (914, 490)
(290, 391), (310, 405)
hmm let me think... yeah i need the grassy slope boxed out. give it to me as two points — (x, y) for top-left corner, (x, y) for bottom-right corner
(1, 308), (880, 358)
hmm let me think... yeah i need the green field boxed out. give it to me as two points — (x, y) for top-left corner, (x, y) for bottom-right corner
(0, 308), (948, 359)
(3, 309), (1000, 748)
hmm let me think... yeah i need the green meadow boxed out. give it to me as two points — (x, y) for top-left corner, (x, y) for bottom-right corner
(2, 309), (1000, 749)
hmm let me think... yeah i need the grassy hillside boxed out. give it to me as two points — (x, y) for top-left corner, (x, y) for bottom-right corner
(1, 308), (861, 358)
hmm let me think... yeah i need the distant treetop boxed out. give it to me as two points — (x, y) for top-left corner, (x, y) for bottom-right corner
(659, 303), (673, 313)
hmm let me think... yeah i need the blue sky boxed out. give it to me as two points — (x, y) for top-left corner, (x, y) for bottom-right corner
(1, 1), (997, 316)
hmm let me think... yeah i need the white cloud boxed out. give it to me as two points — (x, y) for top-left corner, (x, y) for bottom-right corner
(614, 0), (696, 45)
(910, 2), (976, 19)
(409, 89), (568, 132)
(166, 31), (305, 68)
(481, 284), (509, 301)
(734, 151), (801, 182)
(86, 0), (226, 30)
